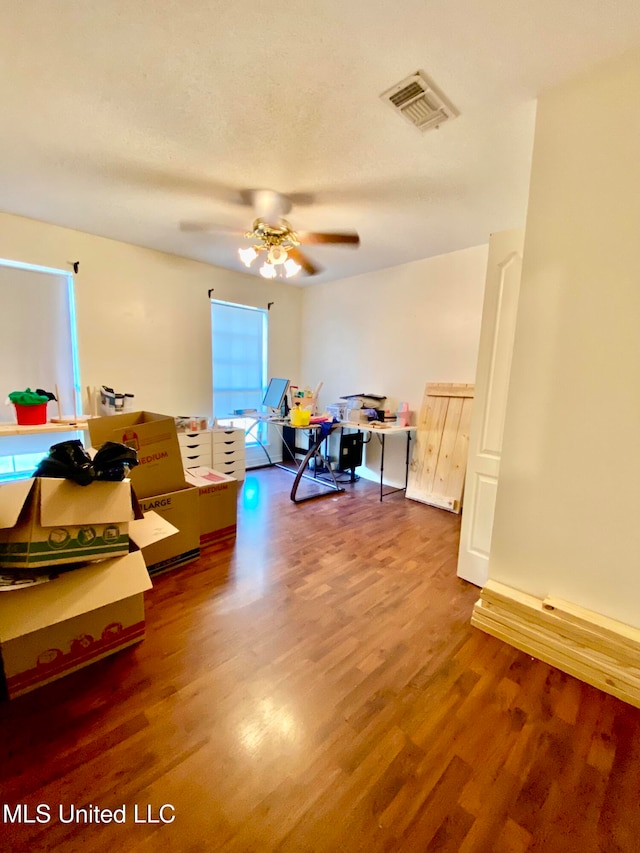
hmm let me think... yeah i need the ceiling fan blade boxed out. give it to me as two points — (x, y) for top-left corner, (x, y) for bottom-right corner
(288, 247), (321, 276)
(180, 221), (247, 236)
(239, 189), (316, 210)
(297, 231), (360, 246)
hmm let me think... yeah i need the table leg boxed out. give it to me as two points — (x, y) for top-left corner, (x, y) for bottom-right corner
(378, 429), (413, 500)
(404, 431), (411, 490)
(289, 431), (344, 503)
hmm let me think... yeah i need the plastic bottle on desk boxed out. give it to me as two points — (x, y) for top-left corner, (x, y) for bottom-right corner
(396, 402), (410, 427)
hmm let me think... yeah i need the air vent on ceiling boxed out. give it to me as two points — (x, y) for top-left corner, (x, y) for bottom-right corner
(380, 71), (457, 133)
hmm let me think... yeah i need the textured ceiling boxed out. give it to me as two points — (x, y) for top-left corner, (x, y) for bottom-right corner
(1, 1), (640, 285)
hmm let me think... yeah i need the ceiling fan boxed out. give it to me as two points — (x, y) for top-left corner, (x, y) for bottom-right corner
(180, 189), (359, 279)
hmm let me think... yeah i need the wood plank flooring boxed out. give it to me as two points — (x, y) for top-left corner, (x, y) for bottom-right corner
(1, 468), (640, 852)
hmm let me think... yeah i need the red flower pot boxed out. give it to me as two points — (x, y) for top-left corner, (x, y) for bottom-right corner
(14, 403), (48, 425)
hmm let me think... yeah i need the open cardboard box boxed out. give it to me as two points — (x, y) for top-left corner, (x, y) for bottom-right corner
(88, 411), (185, 499)
(137, 483), (200, 576)
(0, 478), (133, 570)
(0, 511), (177, 699)
(184, 467), (238, 547)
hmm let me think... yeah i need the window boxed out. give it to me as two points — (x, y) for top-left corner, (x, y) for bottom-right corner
(0, 450), (50, 483)
(211, 300), (267, 439)
(0, 259), (82, 482)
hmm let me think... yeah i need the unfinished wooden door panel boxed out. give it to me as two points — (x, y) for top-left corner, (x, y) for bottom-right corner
(410, 393), (449, 495)
(406, 382), (474, 513)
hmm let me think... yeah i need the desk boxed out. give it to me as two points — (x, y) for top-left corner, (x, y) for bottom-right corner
(243, 416), (344, 503)
(339, 422), (414, 501)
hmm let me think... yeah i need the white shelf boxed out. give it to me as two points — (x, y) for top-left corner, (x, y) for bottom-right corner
(0, 421), (88, 437)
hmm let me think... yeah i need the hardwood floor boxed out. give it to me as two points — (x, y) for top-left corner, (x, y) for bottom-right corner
(1, 468), (640, 852)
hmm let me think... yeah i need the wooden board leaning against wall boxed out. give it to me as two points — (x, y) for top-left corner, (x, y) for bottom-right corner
(473, 580), (640, 709)
(405, 382), (474, 513)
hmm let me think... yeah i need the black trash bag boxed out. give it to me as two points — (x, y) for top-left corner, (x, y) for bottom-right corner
(35, 439), (95, 485)
(93, 441), (139, 481)
(34, 440), (138, 485)
(35, 388), (58, 402)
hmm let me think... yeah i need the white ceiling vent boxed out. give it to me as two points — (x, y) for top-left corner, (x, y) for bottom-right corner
(380, 71), (457, 133)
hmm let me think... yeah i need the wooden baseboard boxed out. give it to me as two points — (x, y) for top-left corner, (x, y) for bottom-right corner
(472, 580), (640, 708)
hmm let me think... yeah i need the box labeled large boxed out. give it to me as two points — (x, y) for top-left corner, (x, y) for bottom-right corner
(184, 467), (238, 546)
(0, 478), (132, 570)
(0, 511), (177, 699)
(88, 411), (185, 498)
(138, 484), (200, 576)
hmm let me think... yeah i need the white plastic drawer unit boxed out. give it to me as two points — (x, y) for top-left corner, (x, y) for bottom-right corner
(178, 430), (213, 468)
(212, 431), (245, 458)
(214, 460), (245, 480)
(211, 429), (240, 441)
(178, 431), (211, 450)
(212, 430), (244, 450)
(212, 442), (245, 460)
(211, 429), (245, 480)
(212, 443), (245, 458)
(181, 451), (213, 468)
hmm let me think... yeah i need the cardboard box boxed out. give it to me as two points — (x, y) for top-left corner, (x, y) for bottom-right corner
(0, 511), (177, 698)
(184, 467), (238, 546)
(88, 411), (185, 499)
(0, 478), (133, 570)
(138, 483), (200, 576)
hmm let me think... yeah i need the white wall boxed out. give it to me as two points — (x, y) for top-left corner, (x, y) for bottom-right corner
(489, 49), (640, 627)
(0, 213), (303, 418)
(300, 245), (489, 486)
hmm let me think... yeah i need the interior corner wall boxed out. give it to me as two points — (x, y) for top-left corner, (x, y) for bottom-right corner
(299, 245), (489, 486)
(488, 48), (640, 627)
(0, 213), (303, 417)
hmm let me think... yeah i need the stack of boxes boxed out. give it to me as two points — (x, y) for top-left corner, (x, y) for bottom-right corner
(0, 410), (241, 699)
(88, 412), (201, 577)
(0, 469), (178, 698)
(89, 411), (240, 560)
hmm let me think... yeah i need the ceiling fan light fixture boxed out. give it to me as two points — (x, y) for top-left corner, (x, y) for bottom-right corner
(267, 245), (288, 265)
(259, 261), (277, 279)
(238, 246), (259, 267)
(181, 188), (359, 280)
(284, 258), (301, 278)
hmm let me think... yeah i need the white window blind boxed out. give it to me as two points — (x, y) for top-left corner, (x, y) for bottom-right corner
(0, 259), (82, 481)
(211, 300), (267, 419)
(0, 262), (79, 422)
